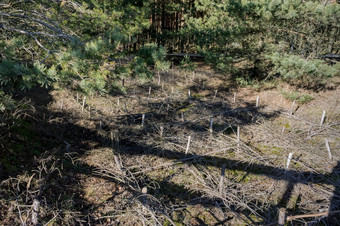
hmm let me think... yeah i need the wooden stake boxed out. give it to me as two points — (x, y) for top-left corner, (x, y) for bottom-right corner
(158, 72), (161, 86)
(160, 126), (164, 137)
(147, 87), (151, 106)
(237, 126), (240, 146)
(256, 95), (259, 107)
(32, 198), (40, 225)
(219, 164), (227, 195)
(278, 208), (286, 226)
(114, 154), (122, 172)
(233, 92), (236, 103)
(192, 71), (195, 80)
(60, 99), (63, 111)
(110, 131), (114, 148)
(281, 127), (285, 139)
(82, 96), (86, 112)
(88, 106), (91, 118)
(162, 83), (164, 90)
(214, 90), (218, 99)
(181, 111), (184, 122)
(325, 138), (332, 160)
(320, 110), (326, 126)
(286, 152), (293, 169)
(188, 89), (191, 98)
(142, 114), (145, 126)
(76, 93), (79, 102)
(171, 86), (174, 94)
(99, 120), (102, 130)
(185, 136), (191, 155)
(117, 97), (120, 106)
(209, 117), (213, 133)
(290, 100), (296, 116)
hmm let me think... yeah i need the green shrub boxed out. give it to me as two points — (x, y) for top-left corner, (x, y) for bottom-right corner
(79, 70), (108, 96)
(130, 57), (153, 79)
(137, 43), (167, 66)
(280, 90), (314, 104)
(179, 55), (196, 72)
(267, 53), (339, 89)
(0, 61), (58, 91)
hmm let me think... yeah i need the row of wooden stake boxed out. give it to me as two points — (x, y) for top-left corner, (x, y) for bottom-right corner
(74, 87), (331, 162)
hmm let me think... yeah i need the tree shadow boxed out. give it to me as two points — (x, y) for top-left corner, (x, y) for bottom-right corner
(2, 86), (339, 225)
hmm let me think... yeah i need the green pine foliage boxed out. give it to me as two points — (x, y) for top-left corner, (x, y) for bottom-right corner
(268, 53), (339, 89)
(0, 0), (339, 110)
(180, 55), (196, 72)
(135, 43), (170, 79)
(131, 57), (153, 80)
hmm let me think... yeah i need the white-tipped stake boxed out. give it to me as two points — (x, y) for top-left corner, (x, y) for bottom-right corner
(286, 153), (293, 169)
(110, 131), (114, 148)
(188, 90), (191, 98)
(82, 96), (86, 112)
(281, 127), (285, 139)
(325, 138), (332, 160)
(160, 126), (164, 137)
(320, 110), (326, 126)
(32, 198), (40, 225)
(147, 87), (151, 105)
(209, 117), (213, 133)
(117, 97), (120, 106)
(192, 71), (195, 80)
(219, 164), (226, 195)
(99, 120), (102, 130)
(214, 90), (218, 99)
(290, 101), (296, 116)
(233, 92), (236, 103)
(185, 135), (191, 155)
(256, 96), (259, 107)
(142, 114), (145, 126)
(237, 126), (240, 146)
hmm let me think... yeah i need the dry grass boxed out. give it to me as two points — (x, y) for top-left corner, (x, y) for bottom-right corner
(1, 66), (339, 225)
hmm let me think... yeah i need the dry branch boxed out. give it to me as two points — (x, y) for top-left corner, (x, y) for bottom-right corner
(286, 210), (340, 221)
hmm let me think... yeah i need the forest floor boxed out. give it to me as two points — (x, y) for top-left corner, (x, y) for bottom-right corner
(1, 64), (340, 225)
